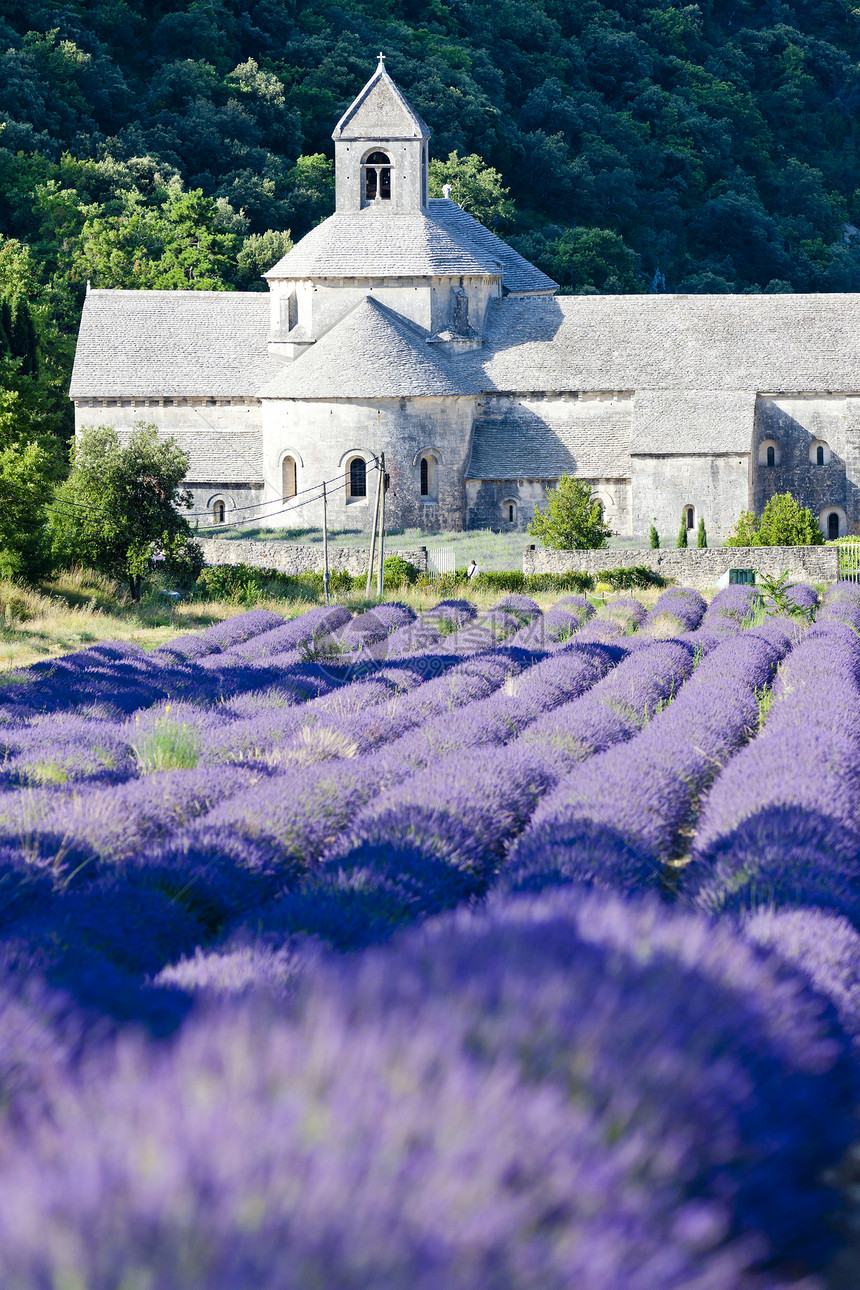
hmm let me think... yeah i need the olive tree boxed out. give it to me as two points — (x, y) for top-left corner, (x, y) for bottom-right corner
(50, 422), (203, 600)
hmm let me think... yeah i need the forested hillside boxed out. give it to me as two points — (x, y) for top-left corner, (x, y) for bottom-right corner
(2, 0), (860, 458)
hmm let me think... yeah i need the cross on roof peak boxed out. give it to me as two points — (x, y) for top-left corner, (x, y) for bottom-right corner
(377, 51), (385, 66)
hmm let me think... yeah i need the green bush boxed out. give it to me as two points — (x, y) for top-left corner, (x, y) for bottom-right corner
(725, 493), (824, 547)
(382, 555), (419, 588)
(196, 563), (320, 604)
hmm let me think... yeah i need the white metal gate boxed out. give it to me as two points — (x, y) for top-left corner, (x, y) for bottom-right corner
(426, 546), (455, 578)
(839, 542), (860, 581)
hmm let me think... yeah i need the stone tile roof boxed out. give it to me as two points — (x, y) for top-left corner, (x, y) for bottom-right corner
(428, 200), (557, 294)
(113, 429), (263, 484)
(466, 293), (860, 394)
(256, 297), (464, 399)
(467, 395), (631, 480)
(631, 389), (756, 455)
(264, 207), (503, 281)
(332, 62), (430, 141)
(69, 290), (282, 398)
(263, 201), (555, 293)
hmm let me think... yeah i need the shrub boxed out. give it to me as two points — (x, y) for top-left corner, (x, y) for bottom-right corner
(725, 493), (825, 547)
(382, 556), (419, 588)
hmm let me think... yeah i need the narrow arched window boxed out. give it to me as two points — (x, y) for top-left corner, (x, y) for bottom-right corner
(828, 512), (840, 539)
(508, 504), (515, 522)
(766, 445), (775, 467)
(282, 455), (296, 499)
(363, 151), (391, 203)
(349, 457), (367, 498)
(817, 445), (825, 466)
(686, 506), (695, 529)
(213, 500), (225, 525)
(420, 457), (429, 496)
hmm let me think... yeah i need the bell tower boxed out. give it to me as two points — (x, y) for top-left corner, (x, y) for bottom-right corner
(332, 54), (430, 214)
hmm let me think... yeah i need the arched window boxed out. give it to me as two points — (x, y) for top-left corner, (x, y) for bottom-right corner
(828, 512), (840, 540)
(348, 457), (367, 499)
(508, 502), (516, 523)
(685, 505), (695, 529)
(810, 440), (830, 465)
(362, 151), (391, 203)
(817, 444), (825, 466)
(418, 454), (438, 501)
(758, 439), (781, 467)
(212, 500), (225, 525)
(282, 455), (296, 499)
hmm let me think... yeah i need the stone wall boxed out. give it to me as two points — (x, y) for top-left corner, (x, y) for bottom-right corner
(630, 452), (749, 546)
(261, 395), (475, 534)
(523, 544), (839, 588)
(753, 395), (860, 538)
(198, 538), (428, 576)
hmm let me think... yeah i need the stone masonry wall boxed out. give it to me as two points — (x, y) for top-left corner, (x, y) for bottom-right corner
(523, 544), (839, 589)
(199, 539), (428, 576)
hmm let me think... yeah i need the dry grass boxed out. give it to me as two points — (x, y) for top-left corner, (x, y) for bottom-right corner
(0, 569), (705, 673)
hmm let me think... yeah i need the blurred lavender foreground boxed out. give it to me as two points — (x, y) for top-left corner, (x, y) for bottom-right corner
(0, 584), (858, 1288)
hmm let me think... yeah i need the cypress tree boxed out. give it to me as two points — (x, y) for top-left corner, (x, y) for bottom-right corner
(677, 513), (688, 548)
(697, 517), (707, 548)
(10, 301), (38, 377)
(649, 524), (660, 548)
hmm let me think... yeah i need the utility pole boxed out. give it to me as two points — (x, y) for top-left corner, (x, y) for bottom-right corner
(321, 481), (330, 605)
(377, 452), (387, 599)
(366, 454), (383, 597)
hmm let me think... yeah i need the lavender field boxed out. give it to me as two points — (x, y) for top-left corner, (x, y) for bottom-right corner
(0, 582), (858, 1288)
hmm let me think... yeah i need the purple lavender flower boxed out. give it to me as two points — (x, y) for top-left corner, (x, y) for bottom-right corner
(639, 587), (707, 636)
(506, 631), (788, 896)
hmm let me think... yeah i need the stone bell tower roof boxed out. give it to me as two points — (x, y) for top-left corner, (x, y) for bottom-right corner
(332, 54), (430, 143)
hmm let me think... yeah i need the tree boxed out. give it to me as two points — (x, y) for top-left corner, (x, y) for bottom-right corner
(677, 513), (688, 548)
(649, 524), (660, 548)
(756, 492), (824, 546)
(543, 227), (641, 294)
(50, 422), (203, 600)
(724, 493), (824, 546)
(0, 374), (57, 580)
(283, 155), (335, 239)
(428, 152), (515, 230)
(235, 229), (294, 289)
(723, 510), (760, 547)
(527, 475), (612, 550)
(9, 300), (38, 377)
(77, 187), (239, 291)
(697, 517), (707, 548)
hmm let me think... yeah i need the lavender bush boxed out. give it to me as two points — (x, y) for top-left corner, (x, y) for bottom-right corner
(0, 594), (854, 1285)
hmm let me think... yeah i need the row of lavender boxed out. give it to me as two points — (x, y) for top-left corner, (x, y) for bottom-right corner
(0, 581), (857, 1287)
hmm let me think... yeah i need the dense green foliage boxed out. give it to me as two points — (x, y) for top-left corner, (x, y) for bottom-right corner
(724, 491), (825, 546)
(697, 516), (707, 547)
(50, 423), (204, 599)
(528, 474), (612, 549)
(192, 560), (662, 604)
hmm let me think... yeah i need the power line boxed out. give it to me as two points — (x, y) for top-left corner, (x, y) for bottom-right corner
(188, 455), (381, 519)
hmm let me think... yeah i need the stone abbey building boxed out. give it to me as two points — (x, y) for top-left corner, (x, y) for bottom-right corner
(71, 57), (860, 543)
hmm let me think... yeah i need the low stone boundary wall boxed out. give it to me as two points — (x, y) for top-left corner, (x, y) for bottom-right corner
(198, 539), (428, 577)
(523, 544), (839, 589)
